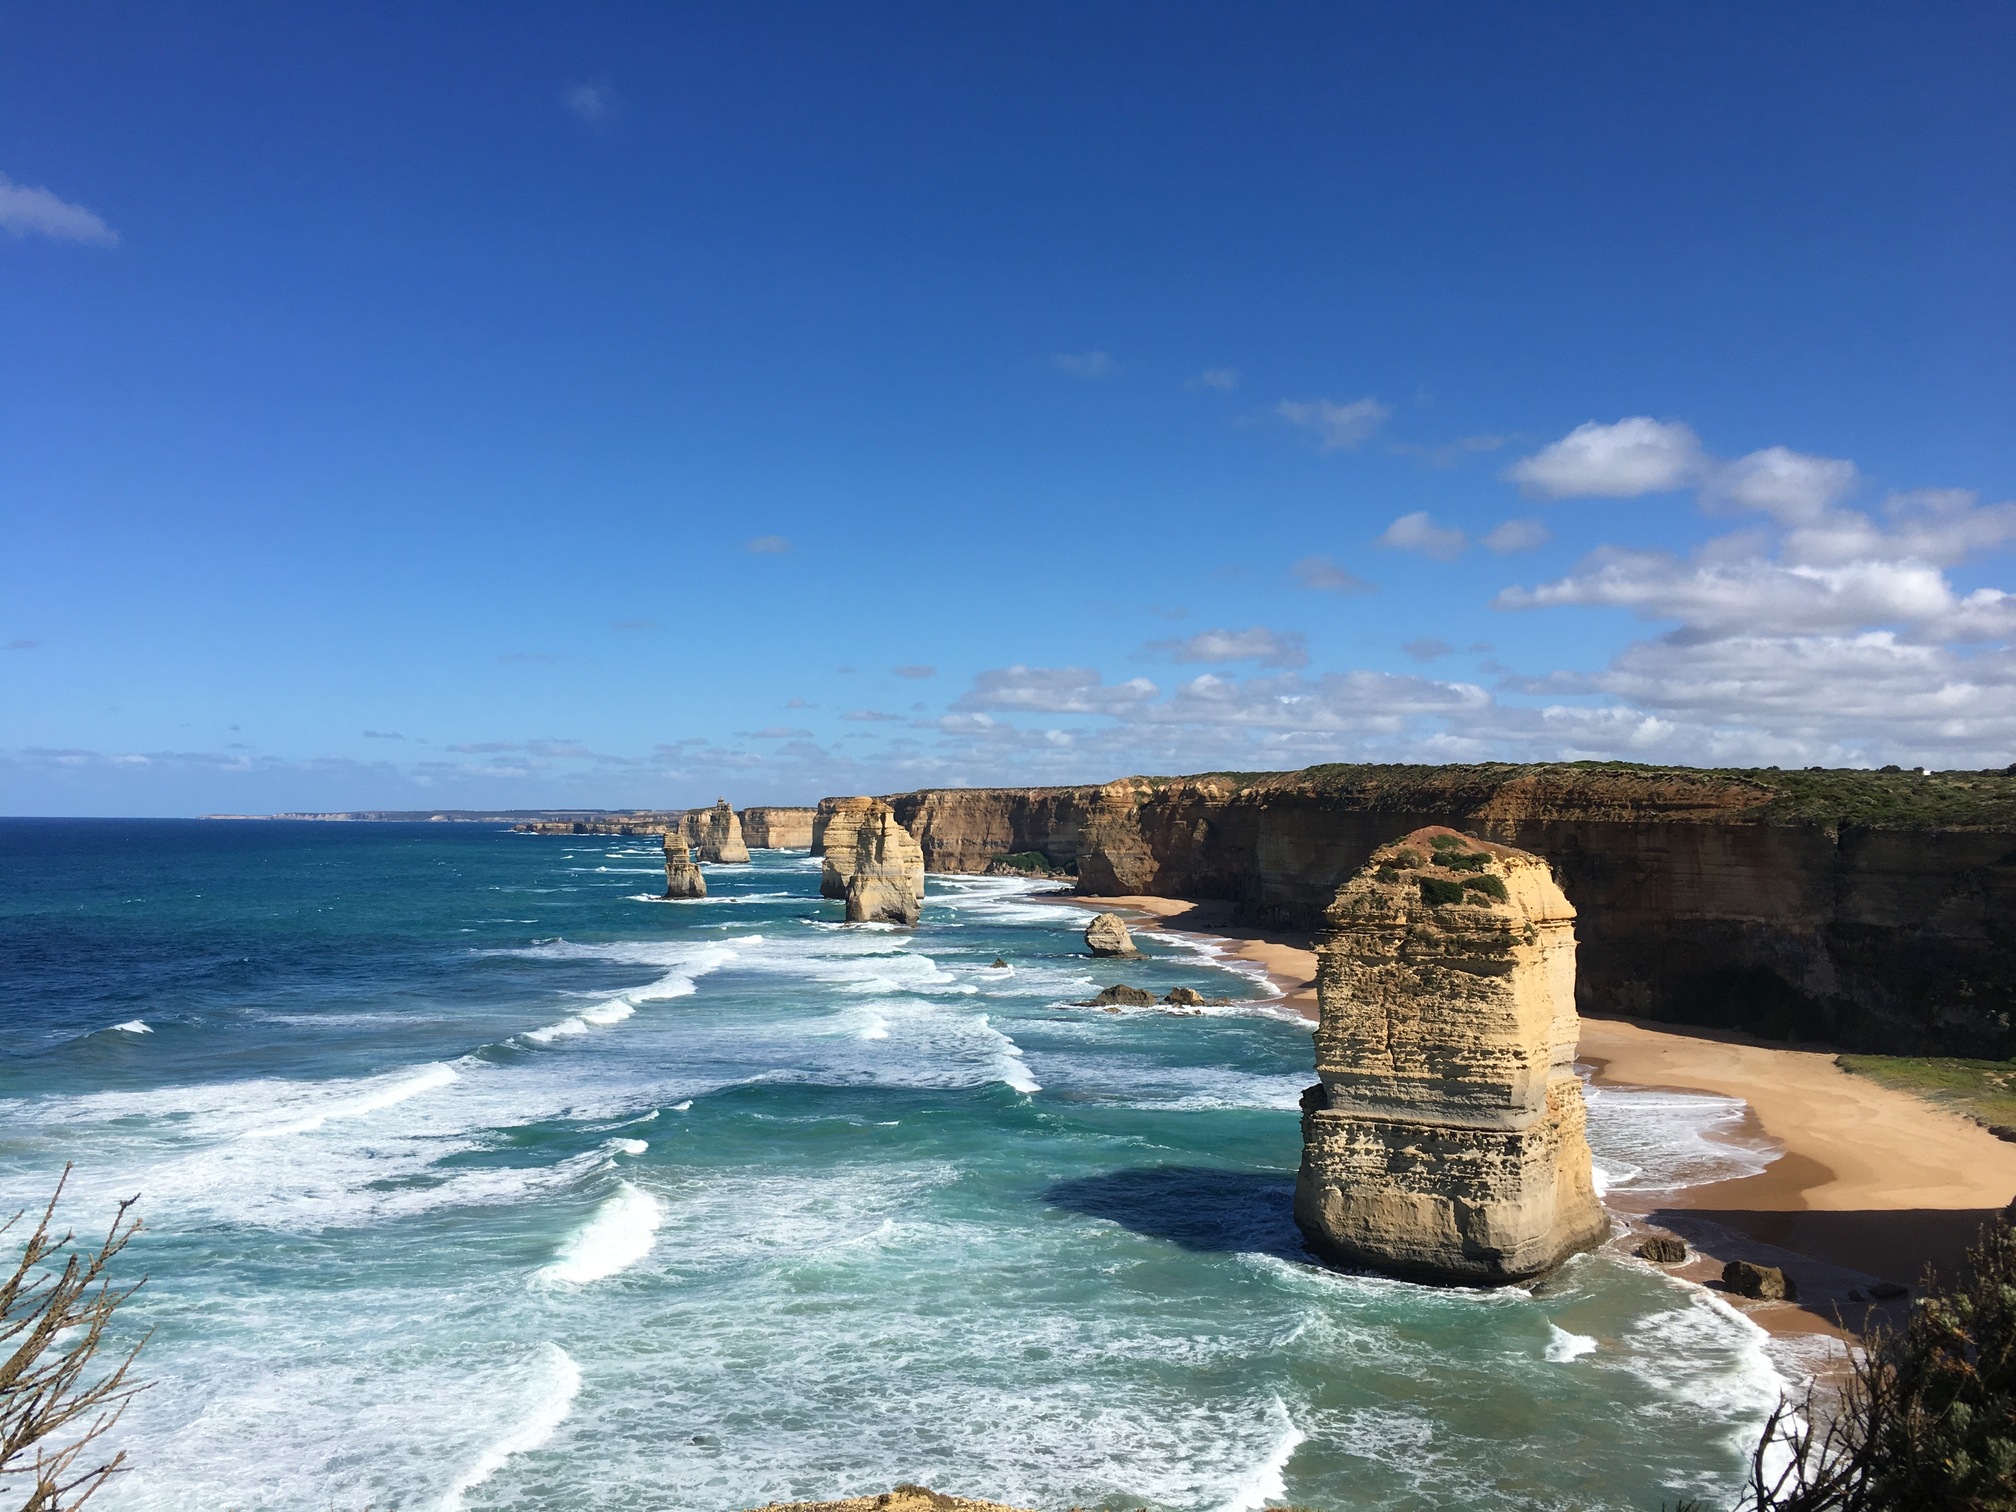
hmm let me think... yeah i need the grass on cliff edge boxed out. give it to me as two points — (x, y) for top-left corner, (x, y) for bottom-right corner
(1131, 761), (2016, 830)
(1837, 1054), (2016, 1129)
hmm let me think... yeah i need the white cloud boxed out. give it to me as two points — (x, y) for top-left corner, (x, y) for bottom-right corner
(562, 84), (617, 123)
(1482, 518), (1550, 553)
(1704, 446), (1858, 523)
(841, 709), (905, 722)
(893, 665), (937, 679)
(1277, 396), (1392, 451)
(1053, 350), (1118, 378)
(1505, 417), (1704, 498)
(1402, 637), (1453, 662)
(952, 665), (1158, 715)
(1146, 627), (1309, 669)
(1378, 511), (1466, 561)
(1191, 367), (1242, 391)
(1291, 556), (1374, 593)
(0, 173), (118, 246)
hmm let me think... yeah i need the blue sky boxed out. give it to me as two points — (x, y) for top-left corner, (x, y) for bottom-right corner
(3, 3), (2013, 814)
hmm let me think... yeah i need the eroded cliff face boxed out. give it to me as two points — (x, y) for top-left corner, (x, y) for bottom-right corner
(868, 765), (2016, 1055)
(1294, 829), (1608, 1284)
(740, 806), (816, 849)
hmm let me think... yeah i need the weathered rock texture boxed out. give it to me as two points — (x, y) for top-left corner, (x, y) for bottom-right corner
(847, 805), (927, 925)
(692, 799), (751, 864)
(1084, 912), (1140, 958)
(1294, 828), (1609, 1285)
(815, 796), (880, 898)
(863, 765), (2016, 1055)
(740, 806), (816, 849)
(662, 837), (706, 899)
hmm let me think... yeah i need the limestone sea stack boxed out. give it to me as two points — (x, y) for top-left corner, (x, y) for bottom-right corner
(1294, 827), (1608, 1284)
(1084, 912), (1141, 958)
(663, 836), (706, 899)
(695, 799), (751, 864)
(815, 796), (881, 898)
(845, 804), (926, 925)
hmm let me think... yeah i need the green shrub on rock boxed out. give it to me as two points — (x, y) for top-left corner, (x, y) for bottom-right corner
(1461, 873), (1509, 902)
(1419, 877), (1466, 906)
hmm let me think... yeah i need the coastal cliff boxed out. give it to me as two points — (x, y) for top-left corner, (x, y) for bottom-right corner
(742, 806), (816, 848)
(873, 764), (2016, 1055)
(1294, 828), (1607, 1283)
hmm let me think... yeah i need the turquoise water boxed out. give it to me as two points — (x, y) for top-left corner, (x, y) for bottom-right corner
(0, 820), (1787, 1511)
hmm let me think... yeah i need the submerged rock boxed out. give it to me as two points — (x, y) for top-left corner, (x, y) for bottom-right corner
(1638, 1235), (1688, 1264)
(990, 956), (1009, 969)
(1084, 912), (1141, 958)
(1723, 1259), (1797, 1301)
(835, 801), (926, 926)
(1294, 827), (1609, 1285)
(662, 836), (706, 899)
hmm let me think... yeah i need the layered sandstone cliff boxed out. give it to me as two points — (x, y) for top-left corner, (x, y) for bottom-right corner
(1295, 828), (1608, 1283)
(818, 798), (925, 924)
(740, 805), (816, 849)
(872, 765), (2016, 1056)
(663, 836), (706, 899)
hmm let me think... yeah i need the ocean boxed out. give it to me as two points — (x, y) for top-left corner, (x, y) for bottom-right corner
(0, 819), (1793, 1511)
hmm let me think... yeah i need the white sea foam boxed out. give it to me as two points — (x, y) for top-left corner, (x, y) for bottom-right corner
(436, 1342), (581, 1510)
(1545, 1324), (1598, 1362)
(1211, 1399), (1305, 1512)
(607, 1137), (648, 1155)
(110, 1019), (151, 1034)
(1582, 1078), (1778, 1194)
(534, 1182), (663, 1286)
(245, 1062), (458, 1138)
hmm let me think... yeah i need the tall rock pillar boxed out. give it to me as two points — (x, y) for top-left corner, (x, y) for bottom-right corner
(695, 799), (751, 864)
(663, 836), (707, 899)
(817, 797), (926, 924)
(1294, 827), (1608, 1284)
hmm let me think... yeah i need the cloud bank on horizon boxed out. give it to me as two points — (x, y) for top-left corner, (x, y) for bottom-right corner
(2, 7), (2009, 812)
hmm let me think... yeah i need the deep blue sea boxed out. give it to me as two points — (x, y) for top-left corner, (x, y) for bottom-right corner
(0, 820), (1793, 1511)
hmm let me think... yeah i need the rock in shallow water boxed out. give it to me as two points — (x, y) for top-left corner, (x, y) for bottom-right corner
(1084, 912), (1141, 958)
(1088, 983), (1155, 1007)
(1722, 1259), (1797, 1300)
(1637, 1234), (1688, 1264)
(1294, 826), (1609, 1285)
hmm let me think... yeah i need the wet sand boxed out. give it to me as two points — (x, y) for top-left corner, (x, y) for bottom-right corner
(1049, 890), (2016, 1331)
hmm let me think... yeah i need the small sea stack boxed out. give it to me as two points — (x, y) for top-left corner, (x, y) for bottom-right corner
(1294, 827), (1608, 1285)
(663, 835), (706, 899)
(1084, 912), (1141, 958)
(695, 798), (751, 864)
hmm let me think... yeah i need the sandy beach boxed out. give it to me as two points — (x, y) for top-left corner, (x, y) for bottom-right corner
(1053, 890), (2016, 1333)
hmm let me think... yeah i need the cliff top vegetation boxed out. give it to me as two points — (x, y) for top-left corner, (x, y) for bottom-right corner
(1117, 761), (2016, 831)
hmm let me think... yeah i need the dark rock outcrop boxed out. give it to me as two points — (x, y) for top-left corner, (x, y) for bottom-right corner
(1723, 1259), (1797, 1300)
(1638, 1235), (1688, 1264)
(1088, 984), (1154, 1008)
